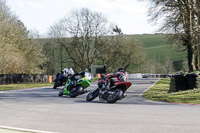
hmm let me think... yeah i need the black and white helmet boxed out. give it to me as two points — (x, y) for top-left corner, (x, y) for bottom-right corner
(68, 68), (74, 76)
(62, 68), (69, 77)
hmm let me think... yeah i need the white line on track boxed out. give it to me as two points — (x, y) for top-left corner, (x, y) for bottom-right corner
(139, 78), (160, 96)
(0, 125), (59, 133)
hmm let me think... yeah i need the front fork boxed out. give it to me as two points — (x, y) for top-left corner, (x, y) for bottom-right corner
(63, 83), (70, 95)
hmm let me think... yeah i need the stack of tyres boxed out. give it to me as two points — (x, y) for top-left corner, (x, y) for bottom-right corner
(175, 74), (186, 91)
(169, 78), (176, 93)
(186, 73), (199, 90)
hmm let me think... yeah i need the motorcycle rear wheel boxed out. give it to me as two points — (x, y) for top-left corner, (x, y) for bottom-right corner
(70, 86), (83, 98)
(107, 88), (123, 103)
(86, 89), (99, 101)
(53, 80), (61, 89)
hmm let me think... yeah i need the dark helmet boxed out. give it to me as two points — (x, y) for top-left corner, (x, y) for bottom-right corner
(117, 68), (125, 72)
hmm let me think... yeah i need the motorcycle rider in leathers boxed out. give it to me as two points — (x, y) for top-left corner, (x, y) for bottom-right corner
(108, 68), (127, 88)
(67, 68), (89, 91)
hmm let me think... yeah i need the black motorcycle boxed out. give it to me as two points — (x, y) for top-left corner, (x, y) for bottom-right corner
(53, 72), (68, 89)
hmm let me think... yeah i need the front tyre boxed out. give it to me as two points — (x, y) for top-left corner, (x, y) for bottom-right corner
(70, 86), (83, 98)
(58, 90), (63, 96)
(86, 89), (99, 101)
(107, 88), (123, 103)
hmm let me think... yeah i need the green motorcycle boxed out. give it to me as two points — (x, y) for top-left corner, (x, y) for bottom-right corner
(58, 72), (91, 98)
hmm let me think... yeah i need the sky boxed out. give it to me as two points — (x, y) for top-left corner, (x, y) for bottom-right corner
(6, 0), (158, 36)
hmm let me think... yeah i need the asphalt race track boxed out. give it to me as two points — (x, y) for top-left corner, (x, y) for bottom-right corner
(0, 79), (200, 133)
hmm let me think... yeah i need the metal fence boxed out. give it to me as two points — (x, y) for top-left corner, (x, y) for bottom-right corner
(129, 73), (174, 79)
(0, 74), (50, 85)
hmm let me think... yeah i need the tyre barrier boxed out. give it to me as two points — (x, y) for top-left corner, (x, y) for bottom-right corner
(156, 74), (161, 78)
(175, 74), (186, 91)
(142, 74), (174, 78)
(173, 73), (199, 92)
(0, 74), (51, 85)
(186, 73), (199, 89)
(169, 78), (176, 93)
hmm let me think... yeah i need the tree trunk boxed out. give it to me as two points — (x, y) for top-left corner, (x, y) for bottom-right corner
(195, 46), (199, 70)
(186, 1), (196, 72)
(187, 44), (196, 72)
(60, 46), (63, 71)
(196, 0), (200, 70)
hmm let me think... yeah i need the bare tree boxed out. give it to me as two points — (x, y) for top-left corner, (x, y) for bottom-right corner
(49, 8), (111, 71)
(103, 35), (146, 72)
(144, 0), (200, 72)
(0, 0), (45, 74)
(49, 8), (147, 73)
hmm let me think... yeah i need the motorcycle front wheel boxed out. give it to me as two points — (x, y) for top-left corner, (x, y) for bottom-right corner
(58, 90), (63, 96)
(106, 88), (123, 103)
(86, 89), (99, 101)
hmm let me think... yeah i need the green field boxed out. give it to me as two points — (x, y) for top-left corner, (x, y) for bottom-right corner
(134, 34), (187, 63)
(43, 34), (187, 73)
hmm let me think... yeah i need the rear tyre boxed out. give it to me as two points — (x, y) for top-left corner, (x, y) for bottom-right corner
(107, 88), (123, 103)
(70, 86), (83, 98)
(53, 80), (61, 89)
(86, 89), (99, 101)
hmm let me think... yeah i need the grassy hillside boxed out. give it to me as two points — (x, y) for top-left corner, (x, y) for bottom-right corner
(42, 34), (187, 74)
(133, 34), (187, 64)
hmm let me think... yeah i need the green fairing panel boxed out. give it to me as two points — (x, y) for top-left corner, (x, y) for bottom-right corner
(62, 78), (91, 95)
(63, 79), (71, 95)
(77, 79), (91, 88)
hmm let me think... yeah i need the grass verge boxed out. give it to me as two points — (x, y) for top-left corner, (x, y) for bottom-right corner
(0, 78), (98, 91)
(0, 83), (53, 91)
(143, 78), (200, 104)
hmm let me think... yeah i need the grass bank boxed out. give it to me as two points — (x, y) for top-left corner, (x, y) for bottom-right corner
(0, 78), (98, 91)
(0, 83), (53, 91)
(143, 78), (200, 104)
